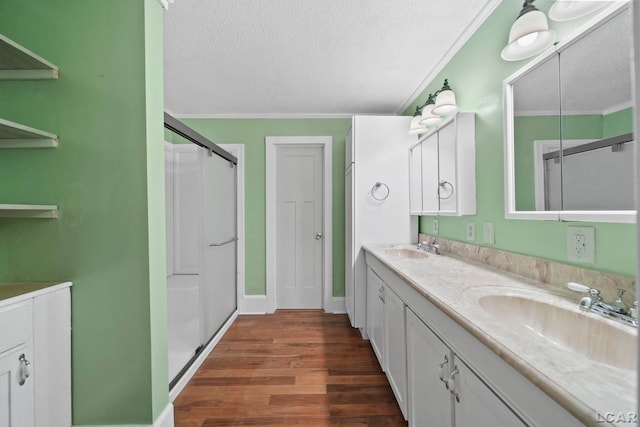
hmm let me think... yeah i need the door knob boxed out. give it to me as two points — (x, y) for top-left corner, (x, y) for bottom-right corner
(315, 232), (323, 240)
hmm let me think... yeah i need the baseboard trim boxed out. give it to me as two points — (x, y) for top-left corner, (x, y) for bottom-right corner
(169, 310), (239, 402)
(238, 294), (267, 314)
(325, 297), (346, 314)
(154, 403), (174, 427)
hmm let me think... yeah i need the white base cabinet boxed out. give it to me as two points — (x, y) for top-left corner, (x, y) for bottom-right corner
(364, 252), (583, 427)
(406, 309), (525, 427)
(0, 284), (71, 427)
(366, 267), (385, 366)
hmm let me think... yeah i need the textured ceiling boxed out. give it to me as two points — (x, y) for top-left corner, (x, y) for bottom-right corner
(163, 0), (500, 117)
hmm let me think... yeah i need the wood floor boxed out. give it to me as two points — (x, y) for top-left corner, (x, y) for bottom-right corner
(174, 310), (408, 426)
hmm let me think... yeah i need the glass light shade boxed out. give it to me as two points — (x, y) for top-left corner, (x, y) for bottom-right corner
(419, 104), (442, 127)
(408, 115), (427, 134)
(501, 9), (556, 61)
(432, 90), (458, 116)
(548, 1), (608, 21)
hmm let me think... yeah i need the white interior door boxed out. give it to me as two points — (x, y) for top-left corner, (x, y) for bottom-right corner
(276, 145), (324, 308)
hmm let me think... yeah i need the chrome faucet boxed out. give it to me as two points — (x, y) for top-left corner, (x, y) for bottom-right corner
(566, 282), (637, 328)
(418, 239), (440, 255)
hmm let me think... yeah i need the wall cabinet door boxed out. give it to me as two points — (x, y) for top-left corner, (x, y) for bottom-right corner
(420, 132), (439, 213)
(453, 359), (525, 427)
(384, 285), (407, 419)
(437, 120), (457, 213)
(0, 345), (34, 427)
(366, 267), (385, 368)
(406, 309), (453, 427)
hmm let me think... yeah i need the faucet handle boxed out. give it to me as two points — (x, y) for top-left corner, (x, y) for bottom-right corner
(565, 282), (590, 293)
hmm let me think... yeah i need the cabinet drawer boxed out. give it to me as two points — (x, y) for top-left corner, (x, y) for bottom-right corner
(0, 302), (33, 354)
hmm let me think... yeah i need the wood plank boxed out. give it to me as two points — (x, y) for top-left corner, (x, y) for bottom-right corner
(173, 310), (407, 427)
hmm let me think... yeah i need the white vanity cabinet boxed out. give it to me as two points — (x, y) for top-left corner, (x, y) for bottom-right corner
(0, 283), (71, 427)
(366, 267), (385, 365)
(383, 284), (407, 419)
(409, 112), (476, 216)
(364, 251), (584, 427)
(406, 308), (525, 427)
(366, 266), (408, 419)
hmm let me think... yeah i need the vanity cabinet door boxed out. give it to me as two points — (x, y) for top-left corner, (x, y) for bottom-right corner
(406, 309), (453, 427)
(453, 359), (525, 427)
(437, 120), (457, 213)
(366, 267), (385, 368)
(383, 284), (407, 419)
(0, 345), (35, 427)
(420, 132), (439, 214)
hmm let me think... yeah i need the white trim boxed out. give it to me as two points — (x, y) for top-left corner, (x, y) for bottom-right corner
(265, 136), (333, 313)
(154, 404), (174, 427)
(218, 144), (246, 318)
(169, 310), (238, 402)
(325, 297), (346, 314)
(238, 295), (268, 314)
(515, 101), (634, 117)
(396, 0), (501, 114)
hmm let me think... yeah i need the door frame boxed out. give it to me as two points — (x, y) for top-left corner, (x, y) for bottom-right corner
(265, 136), (333, 313)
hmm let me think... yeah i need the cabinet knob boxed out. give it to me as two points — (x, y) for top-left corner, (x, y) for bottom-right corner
(18, 353), (31, 386)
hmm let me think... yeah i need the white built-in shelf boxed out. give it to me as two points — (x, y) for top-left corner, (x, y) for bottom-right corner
(0, 117), (58, 148)
(0, 204), (58, 218)
(0, 34), (58, 80)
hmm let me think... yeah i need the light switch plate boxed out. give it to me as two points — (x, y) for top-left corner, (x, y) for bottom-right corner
(432, 219), (439, 234)
(483, 222), (495, 244)
(466, 222), (475, 241)
(567, 226), (595, 263)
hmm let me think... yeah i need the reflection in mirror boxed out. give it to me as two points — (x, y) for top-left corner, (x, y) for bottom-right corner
(508, 4), (635, 219)
(558, 9), (635, 210)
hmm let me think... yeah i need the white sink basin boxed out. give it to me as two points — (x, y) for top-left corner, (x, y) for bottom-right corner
(384, 248), (428, 259)
(479, 294), (637, 370)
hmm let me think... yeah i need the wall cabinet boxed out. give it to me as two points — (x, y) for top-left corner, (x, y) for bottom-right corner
(406, 309), (524, 427)
(409, 113), (476, 216)
(0, 284), (71, 427)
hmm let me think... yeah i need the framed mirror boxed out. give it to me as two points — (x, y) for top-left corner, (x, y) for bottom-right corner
(504, 2), (635, 223)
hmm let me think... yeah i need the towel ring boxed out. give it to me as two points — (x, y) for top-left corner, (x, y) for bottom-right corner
(438, 180), (454, 200)
(371, 182), (390, 201)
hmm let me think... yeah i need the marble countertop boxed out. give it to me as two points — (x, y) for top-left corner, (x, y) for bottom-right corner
(363, 243), (637, 427)
(0, 282), (71, 308)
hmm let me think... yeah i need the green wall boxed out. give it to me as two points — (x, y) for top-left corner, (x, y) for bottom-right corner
(0, 0), (168, 424)
(180, 118), (350, 296)
(404, 0), (636, 277)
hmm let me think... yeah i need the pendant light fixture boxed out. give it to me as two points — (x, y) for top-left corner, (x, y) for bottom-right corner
(548, 1), (608, 21)
(407, 80), (459, 134)
(432, 80), (458, 116)
(419, 94), (443, 127)
(501, 0), (556, 61)
(408, 114), (427, 135)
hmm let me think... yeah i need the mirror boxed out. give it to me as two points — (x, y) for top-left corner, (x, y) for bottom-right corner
(505, 3), (635, 222)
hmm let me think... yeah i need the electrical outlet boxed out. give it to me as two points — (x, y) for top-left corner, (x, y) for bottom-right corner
(483, 222), (495, 244)
(466, 222), (475, 241)
(567, 226), (595, 263)
(432, 219), (439, 234)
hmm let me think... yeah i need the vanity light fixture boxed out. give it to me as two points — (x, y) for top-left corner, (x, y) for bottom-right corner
(408, 114), (428, 135)
(419, 94), (443, 127)
(501, 0), (556, 61)
(548, 0), (608, 22)
(407, 80), (458, 134)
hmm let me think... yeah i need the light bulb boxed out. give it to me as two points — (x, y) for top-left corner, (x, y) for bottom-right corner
(517, 32), (539, 47)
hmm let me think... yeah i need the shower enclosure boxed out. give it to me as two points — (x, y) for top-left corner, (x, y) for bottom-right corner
(164, 114), (238, 387)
